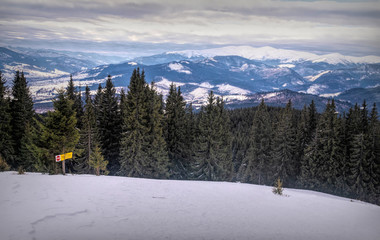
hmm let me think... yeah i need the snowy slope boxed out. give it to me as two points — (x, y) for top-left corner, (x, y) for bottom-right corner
(1, 172), (379, 240)
(169, 46), (380, 64)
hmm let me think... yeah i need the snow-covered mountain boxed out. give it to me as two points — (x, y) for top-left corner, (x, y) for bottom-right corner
(1, 172), (379, 240)
(1, 46), (379, 113)
(0, 47), (97, 81)
(168, 46), (380, 65)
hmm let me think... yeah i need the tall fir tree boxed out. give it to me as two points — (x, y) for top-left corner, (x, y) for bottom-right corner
(239, 99), (272, 185)
(43, 89), (80, 174)
(367, 103), (380, 204)
(119, 69), (151, 177)
(74, 86), (97, 174)
(193, 91), (232, 181)
(10, 71), (35, 169)
(0, 71), (14, 164)
(98, 75), (122, 174)
(165, 83), (189, 179)
(66, 75), (84, 129)
(272, 100), (297, 186)
(147, 82), (169, 179)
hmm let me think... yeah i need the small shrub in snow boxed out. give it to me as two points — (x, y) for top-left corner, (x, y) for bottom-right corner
(273, 178), (283, 195)
(18, 166), (25, 175)
(0, 155), (10, 171)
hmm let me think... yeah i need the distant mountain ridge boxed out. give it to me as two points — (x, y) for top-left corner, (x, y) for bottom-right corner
(1, 46), (379, 113)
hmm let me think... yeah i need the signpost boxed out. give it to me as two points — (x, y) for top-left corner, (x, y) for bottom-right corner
(55, 152), (73, 175)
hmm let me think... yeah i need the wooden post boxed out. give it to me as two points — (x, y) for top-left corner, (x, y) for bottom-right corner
(62, 147), (65, 175)
(62, 160), (65, 175)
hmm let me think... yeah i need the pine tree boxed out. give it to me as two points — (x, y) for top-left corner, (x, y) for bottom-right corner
(98, 75), (122, 174)
(348, 133), (372, 199)
(66, 75), (84, 129)
(43, 89), (80, 174)
(272, 100), (297, 187)
(74, 86), (97, 174)
(302, 100), (345, 193)
(94, 83), (103, 124)
(89, 144), (108, 176)
(165, 83), (189, 179)
(10, 71), (35, 169)
(147, 83), (169, 179)
(367, 104), (380, 204)
(0, 71), (14, 165)
(119, 68), (151, 177)
(193, 91), (232, 181)
(239, 99), (272, 185)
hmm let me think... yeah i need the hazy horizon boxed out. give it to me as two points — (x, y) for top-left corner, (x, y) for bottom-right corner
(1, 0), (380, 58)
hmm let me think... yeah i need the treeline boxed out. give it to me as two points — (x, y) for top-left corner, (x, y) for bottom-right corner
(0, 69), (379, 205)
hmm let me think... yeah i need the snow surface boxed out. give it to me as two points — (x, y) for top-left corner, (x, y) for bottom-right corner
(1, 172), (379, 240)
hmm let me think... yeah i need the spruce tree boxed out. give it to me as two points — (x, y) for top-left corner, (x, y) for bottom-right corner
(74, 86), (97, 174)
(0, 72), (14, 165)
(239, 99), (272, 185)
(119, 69), (151, 177)
(147, 83), (169, 179)
(193, 91), (232, 181)
(89, 144), (108, 176)
(43, 89), (80, 174)
(98, 75), (122, 174)
(66, 75), (84, 129)
(367, 104), (380, 204)
(165, 83), (189, 179)
(272, 100), (297, 186)
(10, 71), (35, 169)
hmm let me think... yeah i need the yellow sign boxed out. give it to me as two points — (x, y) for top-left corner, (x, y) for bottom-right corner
(64, 152), (73, 160)
(55, 152), (73, 162)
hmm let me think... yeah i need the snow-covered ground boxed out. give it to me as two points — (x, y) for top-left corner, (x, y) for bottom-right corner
(0, 172), (379, 240)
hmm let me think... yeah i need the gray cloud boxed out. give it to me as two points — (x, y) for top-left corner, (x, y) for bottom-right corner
(0, 0), (379, 56)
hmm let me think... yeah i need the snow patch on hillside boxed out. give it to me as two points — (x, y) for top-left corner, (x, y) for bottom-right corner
(278, 64), (296, 68)
(305, 70), (331, 82)
(168, 63), (191, 74)
(217, 84), (251, 95)
(307, 84), (328, 95)
(320, 92), (342, 98)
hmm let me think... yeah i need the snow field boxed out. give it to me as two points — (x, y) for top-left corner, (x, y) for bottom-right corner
(0, 172), (379, 240)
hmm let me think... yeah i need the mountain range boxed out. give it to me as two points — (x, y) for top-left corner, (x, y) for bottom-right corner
(0, 45), (379, 113)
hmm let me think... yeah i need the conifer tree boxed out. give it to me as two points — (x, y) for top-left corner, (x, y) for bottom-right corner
(367, 103), (380, 204)
(74, 86), (97, 174)
(272, 100), (297, 186)
(193, 91), (232, 181)
(43, 89), (80, 174)
(165, 83), (189, 179)
(348, 133), (372, 199)
(0, 72), (14, 165)
(147, 83), (169, 178)
(239, 99), (272, 185)
(10, 71), (35, 168)
(119, 69), (151, 177)
(119, 88), (128, 125)
(89, 144), (108, 176)
(94, 83), (103, 125)
(98, 75), (121, 174)
(66, 75), (84, 129)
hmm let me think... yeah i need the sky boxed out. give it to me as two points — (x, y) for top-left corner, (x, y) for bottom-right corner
(0, 0), (380, 58)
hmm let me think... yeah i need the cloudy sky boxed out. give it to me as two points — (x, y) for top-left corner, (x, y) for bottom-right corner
(0, 0), (379, 58)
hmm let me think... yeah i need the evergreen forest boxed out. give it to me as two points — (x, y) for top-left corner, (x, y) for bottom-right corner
(0, 69), (379, 205)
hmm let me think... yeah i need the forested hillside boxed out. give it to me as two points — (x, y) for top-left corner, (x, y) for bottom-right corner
(0, 69), (379, 205)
